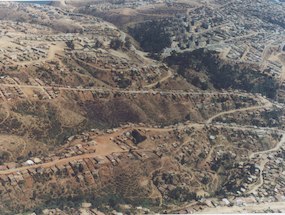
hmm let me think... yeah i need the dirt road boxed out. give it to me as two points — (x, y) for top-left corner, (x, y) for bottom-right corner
(246, 132), (285, 194)
(0, 149), (128, 175)
(0, 82), (258, 99)
(199, 201), (285, 213)
(206, 97), (272, 124)
(144, 70), (173, 88)
(249, 133), (285, 159)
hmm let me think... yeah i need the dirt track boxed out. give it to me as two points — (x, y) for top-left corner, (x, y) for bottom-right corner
(199, 201), (285, 213)
(0, 82), (261, 98)
(206, 96), (272, 124)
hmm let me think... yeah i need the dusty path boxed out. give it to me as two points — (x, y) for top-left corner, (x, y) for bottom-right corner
(200, 144), (223, 167)
(71, 54), (111, 87)
(0, 83), (279, 198)
(240, 45), (250, 61)
(144, 70), (173, 88)
(0, 149), (126, 175)
(0, 82), (258, 98)
(166, 201), (198, 214)
(0, 104), (10, 125)
(206, 96), (272, 124)
(249, 133), (285, 159)
(246, 157), (269, 194)
(0, 121), (278, 176)
(72, 52), (171, 88)
(198, 200), (285, 213)
(246, 133), (285, 194)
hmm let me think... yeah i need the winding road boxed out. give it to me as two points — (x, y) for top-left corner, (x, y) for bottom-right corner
(249, 134), (285, 160)
(246, 134), (285, 194)
(0, 78), (282, 202)
(206, 95), (273, 124)
(144, 70), (173, 88)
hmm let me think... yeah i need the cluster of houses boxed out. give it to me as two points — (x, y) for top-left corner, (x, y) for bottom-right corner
(0, 86), (25, 101)
(0, 125), (163, 213)
(214, 107), (285, 129)
(0, 40), (49, 66)
(0, 119), (283, 213)
(173, 129), (285, 213)
(88, 0), (164, 11)
(250, 145), (285, 202)
(163, 0), (285, 79)
(0, 76), (59, 101)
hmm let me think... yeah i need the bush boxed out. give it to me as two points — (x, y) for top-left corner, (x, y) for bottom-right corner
(168, 187), (197, 202)
(128, 20), (171, 53)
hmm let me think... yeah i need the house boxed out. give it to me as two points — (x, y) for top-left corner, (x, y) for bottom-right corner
(22, 160), (34, 166)
(222, 198), (230, 206)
